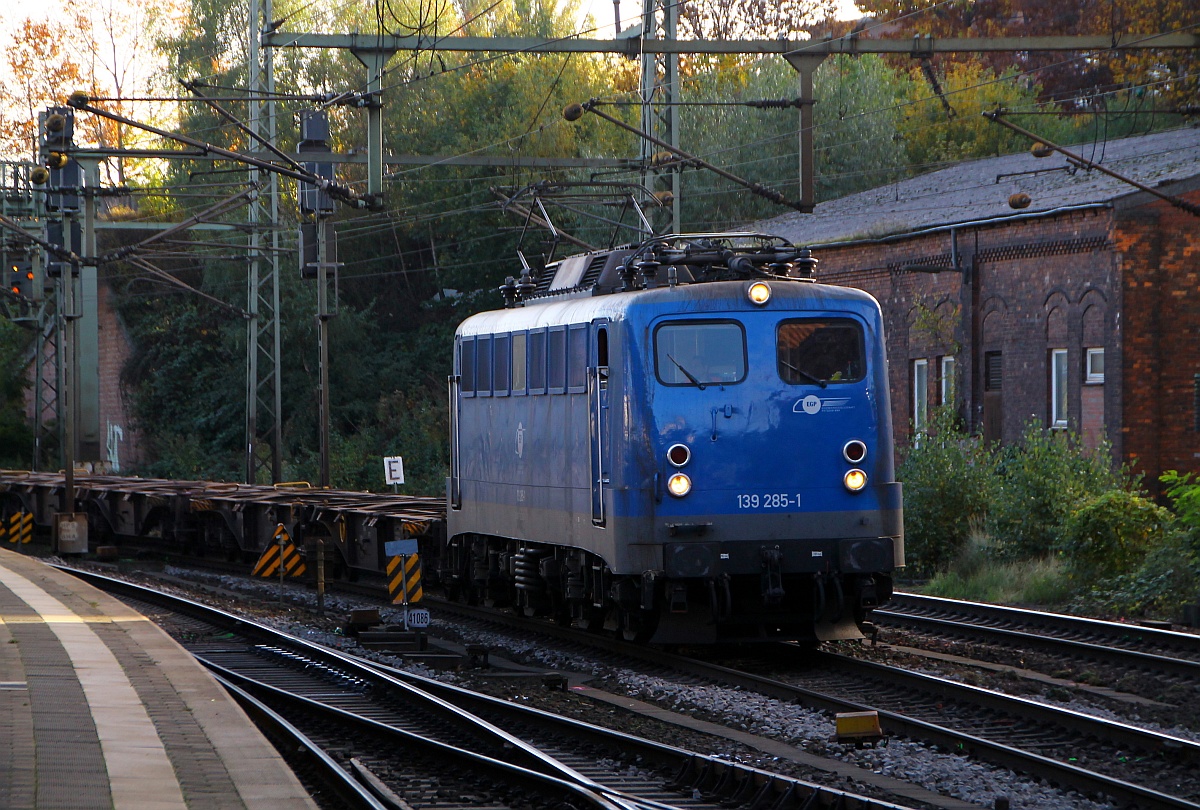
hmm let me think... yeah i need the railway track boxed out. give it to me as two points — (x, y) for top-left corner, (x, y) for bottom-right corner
(429, 598), (1200, 809)
(874, 592), (1200, 681)
(795, 652), (1200, 805)
(61, 565), (925, 810)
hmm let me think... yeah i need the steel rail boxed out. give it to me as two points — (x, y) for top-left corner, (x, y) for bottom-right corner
(60, 566), (600, 787)
(886, 592), (1200, 658)
(873, 605), (1200, 681)
(206, 661), (628, 810)
(62, 566), (924, 810)
(213, 675), (391, 810)
(818, 651), (1200, 759)
(431, 598), (1200, 810)
(352, 655), (927, 810)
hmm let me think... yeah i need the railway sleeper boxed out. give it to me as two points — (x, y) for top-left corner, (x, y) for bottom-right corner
(668, 758), (824, 810)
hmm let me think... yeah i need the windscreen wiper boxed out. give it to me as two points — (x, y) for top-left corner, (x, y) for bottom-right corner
(779, 359), (827, 388)
(667, 354), (707, 390)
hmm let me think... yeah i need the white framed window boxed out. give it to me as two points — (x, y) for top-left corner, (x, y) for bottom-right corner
(940, 355), (956, 405)
(1085, 348), (1104, 384)
(912, 359), (929, 442)
(1051, 348), (1068, 428)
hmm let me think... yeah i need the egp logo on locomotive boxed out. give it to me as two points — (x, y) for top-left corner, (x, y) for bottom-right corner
(794, 395), (853, 415)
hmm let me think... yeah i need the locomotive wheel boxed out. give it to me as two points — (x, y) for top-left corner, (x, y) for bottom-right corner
(572, 605), (606, 632)
(617, 606), (655, 643)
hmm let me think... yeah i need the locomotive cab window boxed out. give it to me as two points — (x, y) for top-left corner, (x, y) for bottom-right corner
(655, 321), (746, 387)
(529, 328), (547, 394)
(511, 332), (527, 394)
(776, 319), (865, 385)
(477, 335), (493, 396)
(494, 334), (510, 396)
(460, 337), (476, 396)
(548, 326), (567, 394)
(568, 324), (587, 393)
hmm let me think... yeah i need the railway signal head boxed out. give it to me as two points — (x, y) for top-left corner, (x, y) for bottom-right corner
(36, 106), (81, 212)
(298, 109), (336, 215)
(8, 261), (34, 298)
(39, 106), (74, 162)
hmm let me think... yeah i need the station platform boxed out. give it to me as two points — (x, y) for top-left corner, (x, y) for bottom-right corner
(0, 548), (319, 810)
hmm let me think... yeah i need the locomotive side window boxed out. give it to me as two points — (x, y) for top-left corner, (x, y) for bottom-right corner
(568, 324), (587, 392)
(596, 327), (608, 367)
(512, 332), (527, 394)
(477, 335), (493, 396)
(460, 337), (476, 396)
(494, 334), (510, 396)
(529, 329), (547, 393)
(548, 326), (567, 394)
(655, 321), (747, 387)
(776, 319), (865, 385)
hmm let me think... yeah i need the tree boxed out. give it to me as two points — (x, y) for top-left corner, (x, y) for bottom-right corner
(0, 19), (86, 160)
(66, 0), (180, 186)
(0, 319), (36, 469)
(679, 0), (838, 40)
(852, 0), (1198, 109)
(677, 53), (914, 229)
(896, 60), (1080, 169)
(121, 0), (629, 486)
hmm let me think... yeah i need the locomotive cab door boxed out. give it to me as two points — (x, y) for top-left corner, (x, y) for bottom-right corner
(448, 340), (462, 510)
(589, 320), (611, 526)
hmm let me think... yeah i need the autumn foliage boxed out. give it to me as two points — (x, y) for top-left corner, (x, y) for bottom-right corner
(853, 0), (1199, 108)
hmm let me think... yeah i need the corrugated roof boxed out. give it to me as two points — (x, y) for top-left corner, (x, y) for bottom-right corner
(753, 126), (1200, 245)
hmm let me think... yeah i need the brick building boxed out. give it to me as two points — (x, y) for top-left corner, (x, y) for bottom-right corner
(755, 126), (1200, 487)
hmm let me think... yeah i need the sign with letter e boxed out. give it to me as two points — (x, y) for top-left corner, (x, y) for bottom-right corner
(384, 456), (405, 485)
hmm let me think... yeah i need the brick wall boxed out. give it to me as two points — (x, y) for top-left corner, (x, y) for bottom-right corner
(811, 206), (1122, 462)
(95, 279), (141, 471)
(22, 276), (141, 472)
(1113, 185), (1200, 486)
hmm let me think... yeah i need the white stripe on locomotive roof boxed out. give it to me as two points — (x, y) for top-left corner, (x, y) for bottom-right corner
(456, 278), (879, 337)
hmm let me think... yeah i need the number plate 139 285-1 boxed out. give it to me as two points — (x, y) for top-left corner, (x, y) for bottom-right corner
(736, 493), (799, 509)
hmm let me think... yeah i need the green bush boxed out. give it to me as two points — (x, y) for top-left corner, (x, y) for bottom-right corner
(0, 319), (35, 469)
(1059, 490), (1173, 581)
(1161, 470), (1200, 534)
(1076, 530), (1199, 619)
(988, 423), (1130, 561)
(898, 406), (996, 576)
(1072, 472), (1200, 621)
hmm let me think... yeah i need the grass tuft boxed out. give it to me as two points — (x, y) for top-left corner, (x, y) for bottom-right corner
(916, 531), (1074, 606)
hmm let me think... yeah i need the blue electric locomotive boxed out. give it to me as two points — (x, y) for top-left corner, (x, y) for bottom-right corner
(438, 233), (903, 643)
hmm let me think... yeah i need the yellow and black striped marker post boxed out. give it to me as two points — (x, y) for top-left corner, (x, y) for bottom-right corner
(386, 554), (423, 605)
(252, 525), (307, 578)
(5, 512), (33, 545)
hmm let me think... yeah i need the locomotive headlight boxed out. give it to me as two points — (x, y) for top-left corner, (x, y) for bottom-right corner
(843, 440), (867, 464)
(746, 281), (771, 305)
(843, 469), (867, 492)
(667, 473), (692, 497)
(667, 443), (691, 467)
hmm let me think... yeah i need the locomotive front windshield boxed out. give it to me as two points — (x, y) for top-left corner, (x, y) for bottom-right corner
(777, 319), (865, 385)
(655, 321), (747, 387)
